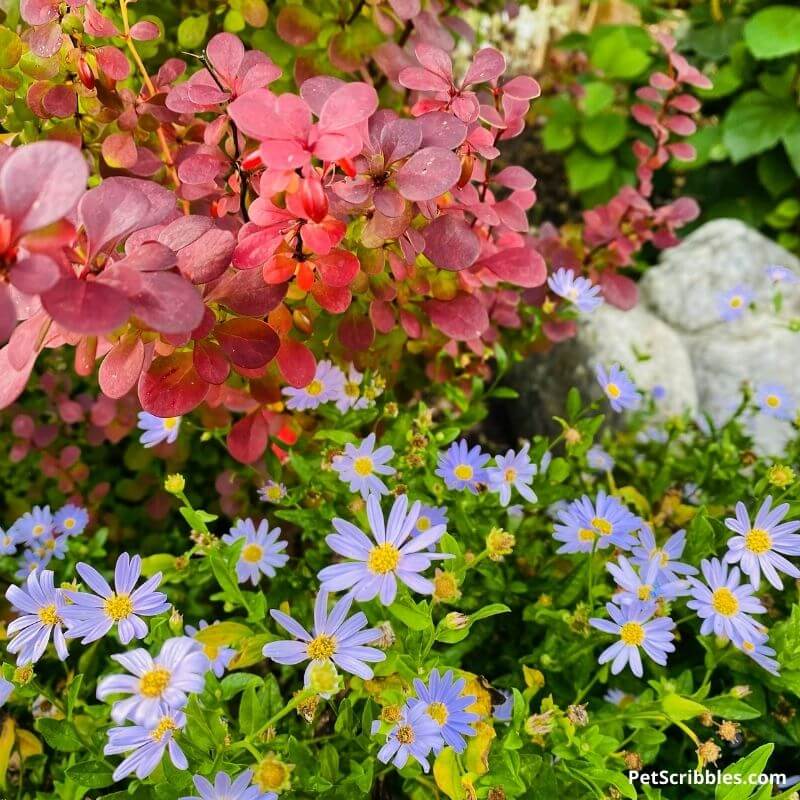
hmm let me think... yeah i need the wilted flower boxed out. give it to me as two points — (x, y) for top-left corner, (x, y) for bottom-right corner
(696, 739), (721, 767)
(486, 528), (515, 561)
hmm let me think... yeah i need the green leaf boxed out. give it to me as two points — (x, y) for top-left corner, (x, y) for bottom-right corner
(313, 429), (358, 445)
(177, 15), (209, 49)
(35, 718), (83, 752)
(661, 694), (708, 722)
(220, 672), (263, 700)
(66, 674), (83, 720)
(65, 761), (115, 789)
(590, 29), (651, 78)
(716, 744), (774, 800)
(581, 82), (615, 116)
(469, 603), (511, 623)
(722, 91), (800, 162)
(542, 120), (575, 152)
(580, 112), (627, 154)
(744, 6), (800, 60)
(0, 28), (23, 69)
(782, 117), (800, 176)
(565, 148), (615, 193)
(704, 696), (761, 720)
(388, 598), (431, 631)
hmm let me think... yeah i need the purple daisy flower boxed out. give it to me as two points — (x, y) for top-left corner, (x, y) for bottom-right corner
(54, 504), (89, 536)
(0, 677), (12, 708)
(435, 439), (490, 494)
(185, 620), (237, 678)
(334, 365), (370, 413)
(486, 444), (537, 506)
(687, 558), (767, 643)
(257, 481), (287, 504)
(263, 589), (385, 681)
(375, 701), (443, 772)
(408, 670), (478, 754)
(104, 707), (188, 782)
(332, 433), (396, 499)
(0, 527), (17, 556)
(15, 549), (49, 580)
(547, 268), (604, 312)
(222, 519), (289, 586)
(181, 770), (276, 800)
(62, 553), (170, 645)
(98, 636), (208, 725)
(589, 601), (676, 677)
(137, 412), (182, 447)
(282, 360), (345, 411)
(5, 569), (69, 665)
(764, 265), (799, 285)
(14, 505), (54, 547)
(31, 533), (68, 563)
(318, 495), (452, 605)
(586, 445), (614, 472)
(596, 364), (640, 412)
(630, 527), (697, 584)
(737, 634), (780, 675)
(413, 504), (448, 539)
(755, 383), (796, 421)
(608, 555), (663, 605)
(723, 496), (800, 590)
(553, 491), (640, 554)
(717, 285), (754, 321)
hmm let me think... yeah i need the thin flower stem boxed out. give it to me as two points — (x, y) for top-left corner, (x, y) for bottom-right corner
(247, 689), (315, 742)
(573, 670), (600, 704)
(118, 0), (187, 212)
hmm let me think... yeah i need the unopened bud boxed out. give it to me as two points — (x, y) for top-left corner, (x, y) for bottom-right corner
(444, 612), (469, 630)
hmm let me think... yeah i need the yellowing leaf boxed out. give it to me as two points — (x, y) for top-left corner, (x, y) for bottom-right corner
(16, 729), (43, 759)
(615, 485), (651, 515)
(464, 721), (495, 776)
(433, 748), (463, 800)
(194, 621), (252, 647)
(0, 717), (15, 789)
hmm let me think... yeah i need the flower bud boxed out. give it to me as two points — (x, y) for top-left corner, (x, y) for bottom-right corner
(299, 175), (328, 223)
(164, 473), (185, 494)
(458, 153), (475, 188)
(77, 57), (95, 90)
(169, 607), (183, 634)
(444, 611), (469, 630)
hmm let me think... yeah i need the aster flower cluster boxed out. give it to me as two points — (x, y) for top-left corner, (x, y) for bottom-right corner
(282, 361), (383, 413)
(2, 503), (89, 579)
(436, 439), (545, 506)
(373, 670), (479, 772)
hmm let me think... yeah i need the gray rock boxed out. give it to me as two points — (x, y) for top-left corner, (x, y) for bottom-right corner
(503, 219), (800, 454)
(640, 218), (800, 333)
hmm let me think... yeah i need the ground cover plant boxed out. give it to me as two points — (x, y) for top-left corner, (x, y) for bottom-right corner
(0, 0), (799, 798)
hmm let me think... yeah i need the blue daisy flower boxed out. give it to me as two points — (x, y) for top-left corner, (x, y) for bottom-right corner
(596, 364), (640, 412)
(435, 439), (490, 494)
(409, 670), (478, 753)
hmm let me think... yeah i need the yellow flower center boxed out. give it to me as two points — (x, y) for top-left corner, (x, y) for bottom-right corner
(104, 593), (133, 622)
(38, 604), (61, 626)
(242, 543), (263, 563)
(729, 295), (743, 309)
(416, 515), (431, 532)
(345, 381), (360, 398)
(307, 634), (337, 661)
(605, 383), (621, 399)
(765, 394), (781, 408)
(453, 464), (473, 481)
(619, 622), (645, 646)
(353, 456), (374, 477)
(578, 528), (596, 542)
(163, 417), (179, 430)
(306, 379), (323, 396)
(591, 516), (613, 536)
(265, 486), (282, 501)
(637, 585), (652, 601)
(742, 640), (755, 653)
(32, 524), (45, 537)
(504, 467), (517, 482)
(63, 517), (76, 529)
(255, 757), (291, 792)
(395, 724), (416, 744)
(711, 588), (739, 617)
(434, 571), (459, 601)
(150, 716), (177, 742)
(427, 701), (449, 726)
(367, 543), (400, 574)
(745, 528), (772, 554)
(139, 667), (171, 698)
